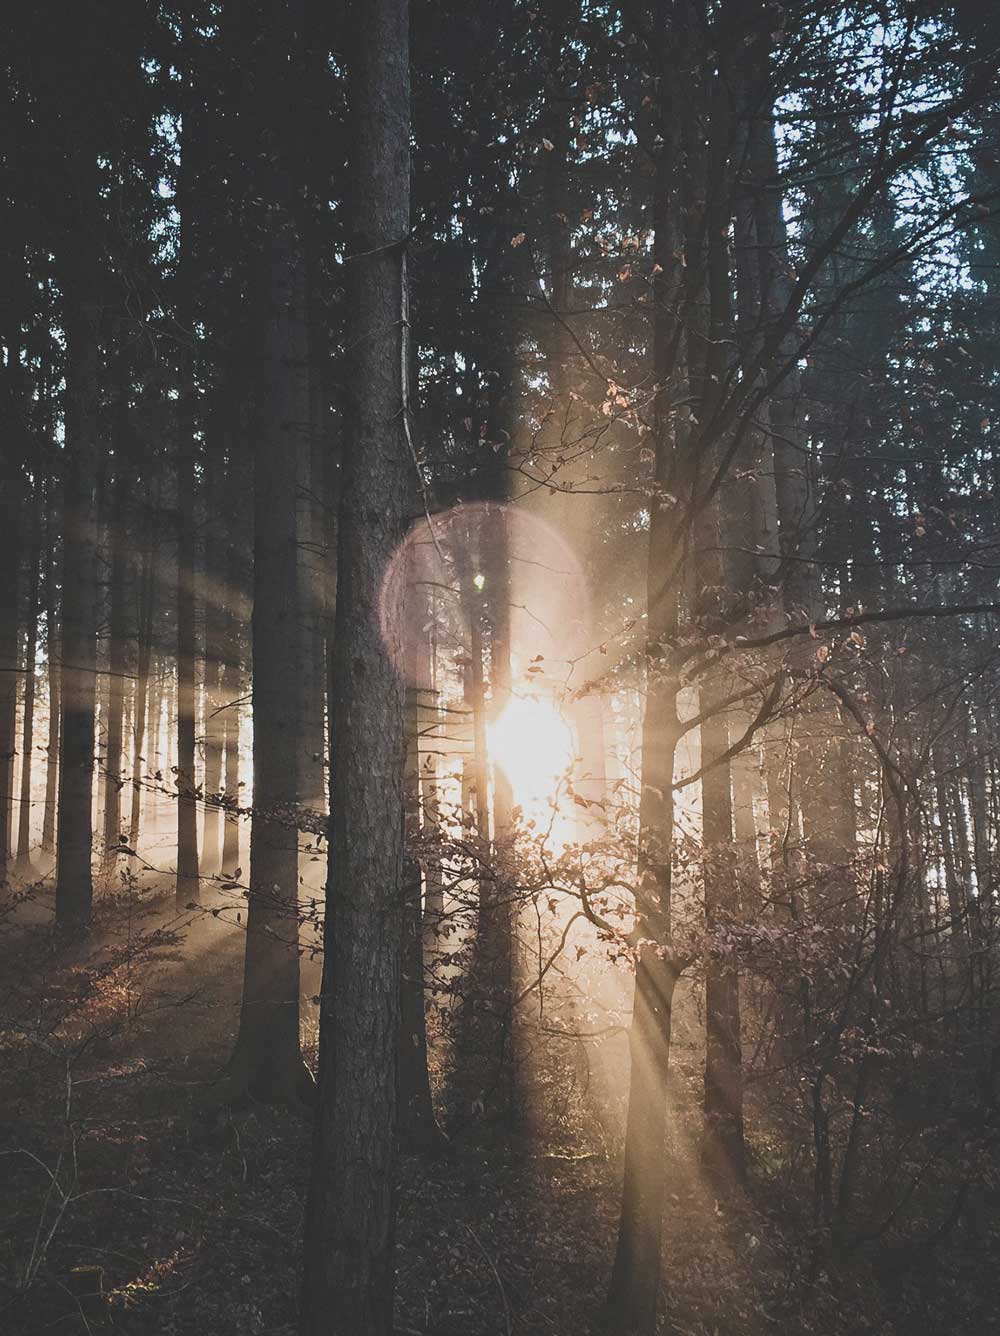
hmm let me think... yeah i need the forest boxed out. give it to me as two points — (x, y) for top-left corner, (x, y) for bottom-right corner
(2, 0), (999, 1333)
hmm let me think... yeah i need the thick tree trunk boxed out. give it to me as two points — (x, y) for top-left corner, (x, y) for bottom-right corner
(228, 0), (309, 1102)
(301, 0), (410, 1328)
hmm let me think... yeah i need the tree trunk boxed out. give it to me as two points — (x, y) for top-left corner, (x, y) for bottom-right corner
(302, 0), (410, 1328)
(55, 124), (102, 930)
(41, 512), (60, 859)
(128, 535), (157, 869)
(175, 41), (201, 908)
(604, 15), (683, 1319)
(398, 683), (444, 1153)
(228, 0), (309, 1102)
(221, 466), (244, 875)
(0, 468), (20, 886)
(101, 447), (129, 882)
(15, 482), (40, 872)
(700, 702), (746, 1184)
(201, 438), (225, 876)
(221, 657), (242, 873)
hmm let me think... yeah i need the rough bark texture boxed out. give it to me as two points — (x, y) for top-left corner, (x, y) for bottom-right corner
(228, 0), (309, 1101)
(301, 0), (410, 1328)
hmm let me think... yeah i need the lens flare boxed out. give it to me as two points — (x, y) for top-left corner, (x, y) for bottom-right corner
(488, 697), (575, 808)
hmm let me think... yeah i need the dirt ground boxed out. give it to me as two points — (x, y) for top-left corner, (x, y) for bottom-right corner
(2, 871), (998, 1336)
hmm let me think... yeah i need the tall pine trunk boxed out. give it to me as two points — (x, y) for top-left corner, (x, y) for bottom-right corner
(175, 41), (201, 908)
(604, 15), (683, 1321)
(302, 0), (410, 1328)
(201, 436), (226, 875)
(41, 508), (60, 859)
(101, 444), (129, 882)
(129, 535), (157, 868)
(0, 466), (20, 886)
(220, 484), (243, 875)
(55, 120), (101, 929)
(15, 481), (40, 871)
(228, 0), (309, 1101)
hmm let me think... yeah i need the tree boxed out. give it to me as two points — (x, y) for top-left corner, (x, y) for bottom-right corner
(175, 16), (202, 909)
(301, 0), (411, 1328)
(226, 0), (311, 1102)
(54, 9), (103, 929)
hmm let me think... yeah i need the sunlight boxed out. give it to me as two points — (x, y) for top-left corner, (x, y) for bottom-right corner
(488, 696), (576, 809)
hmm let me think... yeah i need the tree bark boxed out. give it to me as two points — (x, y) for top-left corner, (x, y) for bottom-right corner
(604, 12), (683, 1320)
(228, 0), (309, 1101)
(55, 120), (102, 930)
(15, 481), (40, 871)
(101, 440), (130, 883)
(201, 431), (226, 876)
(175, 35), (201, 908)
(128, 533), (157, 870)
(0, 466), (20, 886)
(398, 683), (444, 1153)
(41, 500), (60, 859)
(301, 0), (410, 1328)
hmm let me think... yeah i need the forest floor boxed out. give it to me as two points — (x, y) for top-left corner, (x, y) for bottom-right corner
(1, 869), (998, 1336)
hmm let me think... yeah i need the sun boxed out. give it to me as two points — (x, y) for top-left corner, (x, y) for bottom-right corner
(488, 696), (576, 808)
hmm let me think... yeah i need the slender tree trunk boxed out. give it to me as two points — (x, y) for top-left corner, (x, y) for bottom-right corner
(421, 609), (444, 959)
(398, 683), (444, 1152)
(486, 500), (516, 1126)
(302, 1), (410, 1328)
(604, 16), (683, 1320)
(302, 0), (333, 833)
(201, 441), (225, 875)
(41, 528), (60, 860)
(221, 469), (244, 874)
(0, 470), (20, 886)
(221, 658), (242, 872)
(101, 448), (129, 882)
(55, 123), (102, 929)
(129, 536), (156, 868)
(700, 702), (746, 1184)
(696, 34), (747, 1187)
(2, 242), (28, 883)
(15, 483), (40, 871)
(175, 32), (201, 908)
